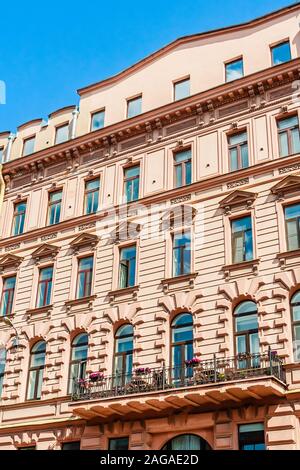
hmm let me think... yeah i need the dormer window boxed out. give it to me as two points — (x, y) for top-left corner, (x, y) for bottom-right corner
(127, 96), (142, 118)
(271, 40), (291, 66)
(225, 58), (244, 82)
(22, 136), (35, 156)
(174, 78), (190, 101)
(55, 123), (69, 145)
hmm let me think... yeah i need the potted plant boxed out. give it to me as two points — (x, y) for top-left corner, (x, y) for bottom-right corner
(185, 357), (201, 368)
(89, 372), (104, 383)
(134, 367), (151, 376)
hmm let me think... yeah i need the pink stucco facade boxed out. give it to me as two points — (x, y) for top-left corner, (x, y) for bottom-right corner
(0, 3), (300, 450)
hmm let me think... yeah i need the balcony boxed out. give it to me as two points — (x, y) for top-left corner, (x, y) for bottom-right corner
(70, 352), (287, 420)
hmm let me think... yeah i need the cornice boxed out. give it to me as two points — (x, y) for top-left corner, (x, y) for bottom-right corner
(3, 58), (300, 178)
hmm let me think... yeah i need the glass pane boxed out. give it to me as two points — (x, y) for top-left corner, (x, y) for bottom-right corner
(291, 127), (300, 154)
(232, 216), (252, 233)
(226, 59), (244, 82)
(279, 132), (289, 157)
(235, 301), (257, 315)
(109, 438), (129, 451)
(278, 115), (299, 130)
(27, 370), (37, 399)
(185, 161), (192, 185)
(236, 335), (246, 353)
(174, 149), (191, 163)
(168, 435), (201, 451)
(132, 177), (139, 201)
(116, 324), (133, 337)
(230, 148), (238, 171)
(40, 267), (53, 281)
(244, 226), (253, 261)
(236, 314), (258, 332)
(172, 313), (193, 327)
(125, 166), (140, 178)
(72, 344), (88, 361)
(229, 132), (247, 146)
(250, 332), (260, 354)
(285, 204), (300, 220)
(241, 144), (249, 168)
(173, 325), (193, 343)
(79, 257), (93, 270)
(175, 165), (183, 188)
(55, 125), (69, 144)
(286, 220), (299, 251)
(49, 191), (62, 203)
(272, 42), (291, 65)
(117, 336), (133, 353)
(127, 97), (142, 118)
(86, 179), (100, 191)
(174, 79), (190, 101)
(240, 423), (264, 433)
(72, 333), (88, 347)
(91, 111), (105, 131)
(23, 137), (35, 156)
(232, 233), (244, 263)
(124, 180), (132, 202)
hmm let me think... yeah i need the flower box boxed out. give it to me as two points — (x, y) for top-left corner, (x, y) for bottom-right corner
(89, 372), (104, 383)
(185, 357), (201, 368)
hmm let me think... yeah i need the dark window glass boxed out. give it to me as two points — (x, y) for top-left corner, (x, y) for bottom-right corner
(271, 41), (291, 66)
(27, 341), (46, 400)
(62, 441), (81, 450)
(36, 266), (53, 308)
(174, 149), (192, 187)
(84, 178), (100, 215)
(68, 333), (88, 394)
(171, 313), (193, 383)
(124, 166), (140, 202)
(109, 437), (129, 450)
(225, 59), (244, 82)
(234, 302), (259, 367)
(114, 325), (133, 386)
(18, 446), (36, 450)
(231, 216), (253, 263)
(119, 245), (136, 288)
(239, 423), (265, 450)
(173, 231), (191, 277)
(291, 291), (300, 361)
(127, 96), (142, 118)
(76, 256), (93, 299)
(228, 132), (249, 171)
(0, 276), (16, 316)
(277, 115), (300, 157)
(91, 110), (105, 131)
(12, 201), (26, 236)
(174, 79), (190, 101)
(163, 434), (211, 450)
(285, 203), (300, 251)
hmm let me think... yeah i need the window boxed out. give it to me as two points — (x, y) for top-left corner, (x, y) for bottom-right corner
(91, 110), (105, 131)
(124, 165), (140, 202)
(36, 266), (53, 308)
(291, 291), (300, 361)
(271, 41), (291, 66)
(171, 313), (193, 381)
(76, 256), (93, 299)
(228, 131), (249, 171)
(119, 245), (136, 288)
(277, 115), (300, 157)
(12, 201), (26, 236)
(173, 231), (191, 277)
(0, 147), (4, 163)
(285, 203), (300, 251)
(84, 178), (100, 215)
(239, 423), (265, 450)
(174, 78), (190, 101)
(55, 124), (69, 144)
(0, 276), (16, 317)
(22, 136), (35, 156)
(68, 333), (88, 394)
(0, 348), (6, 397)
(231, 216), (253, 264)
(47, 190), (62, 226)
(225, 58), (244, 82)
(18, 446), (36, 450)
(127, 96), (142, 118)
(174, 149), (192, 188)
(234, 301), (259, 363)
(162, 434), (211, 450)
(27, 341), (46, 400)
(109, 437), (129, 450)
(113, 325), (133, 384)
(62, 442), (81, 450)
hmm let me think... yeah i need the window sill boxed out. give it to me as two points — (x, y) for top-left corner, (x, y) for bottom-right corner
(222, 259), (260, 280)
(26, 305), (53, 317)
(108, 285), (139, 302)
(277, 249), (300, 268)
(161, 272), (198, 293)
(65, 295), (97, 311)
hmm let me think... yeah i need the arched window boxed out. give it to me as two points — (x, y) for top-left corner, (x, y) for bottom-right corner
(291, 291), (300, 361)
(27, 341), (46, 400)
(162, 434), (211, 450)
(68, 333), (88, 393)
(171, 313), (194, 369)
(234, 301), (259, 360)
(114, 325), (133, 383)
(0, 347), (6, 397)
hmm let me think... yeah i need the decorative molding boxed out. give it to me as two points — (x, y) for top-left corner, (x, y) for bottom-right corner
(31, 243), (59, 263)
(222, 259), (260, 281)
(279, 163), (300, 174)
(0, 253), (23, 272)
(170, 194), (192, 205)
(227, 178), (250, 189)
(219, 189), (257, 213)
(271, 175), (300, 198)
(70, 232), (99, 253)
(161, 272), (198, 293)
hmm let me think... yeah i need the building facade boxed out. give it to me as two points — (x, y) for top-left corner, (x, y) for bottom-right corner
(0, 3), (300, 451)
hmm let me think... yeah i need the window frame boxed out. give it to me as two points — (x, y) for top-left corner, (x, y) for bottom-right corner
(170, 313), (194, 371)
(90, 108), (105, 132)
(26, 341), (46, 401)
(233, 301), (259, 357)
(230, 214), (254, 264)
(54, 122), (69, 145)
(0, 275), (16, 317)
(84, 177), (100, 215)
(284, 202), (300, 252)
(126, 95), (142, 119)
(238, 423), (265, 450)
(173, 77), (190, 101)
(47, 189), (63, 226)
(113, 324), (134, 381)
(173, 148), (192, 188)
(225, 57), (244, 83)
(12, 199), (27, 236)
(22, 135), (36, 157)
(36, 265), (53, 308)
(68, 333), (89, 394)
(75, 255), (94, 299)
(172, 229), (192, 277)
(270, 39), (291, 66)
(277, 113), (300, 158)
(123, 164), (140, 203)
(291, 291), (300, 361)
(227, 129), (249, 172)
(108, 437), (129, 451)
(118, 243), (137, 289)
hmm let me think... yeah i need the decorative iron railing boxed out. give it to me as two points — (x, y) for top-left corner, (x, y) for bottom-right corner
(71, 351), (285, 401)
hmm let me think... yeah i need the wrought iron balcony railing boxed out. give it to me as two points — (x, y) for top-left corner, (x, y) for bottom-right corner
(71, 351), (285, 402)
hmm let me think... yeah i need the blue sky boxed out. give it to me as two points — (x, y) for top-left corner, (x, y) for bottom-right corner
(0, 0), (297, 132)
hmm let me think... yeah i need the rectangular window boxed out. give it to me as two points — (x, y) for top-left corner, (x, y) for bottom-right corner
(62, 442), (81, 450)
(225, 58), (244, 82)
(22, 136), (35, 156)
(0, 276), (16, 317)
(231, 216), (253, 263)
(277, 115), (300, 157)
(174, 149), (192, 188)
(91, 110), (105, 131)
(84, 178), (100, 214)
(109, 437), (129, 450)
(124, 165), (140, 202)
(47, 190), (62, 225)
(271, 41), (291, 66)
(76, 256), (93, 299)
(285, 203), (300, 251)
(174, 78), (190, 101)
(119, 245), (136, 289)
(173, 231), (191, 277)
(127, 96), (142, 118)
(0, 147), (4, 163)
(18, 446), (36, 451)
(12, 201), (26, 236)
(36, 266), (53, 308)
(55, 124), (69, 144)
(0, 347), (5, 397)
(239, 423), (265, 450)
(228, 131), (249, 171)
